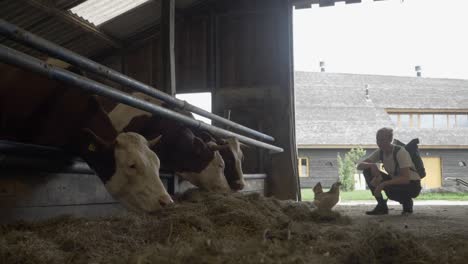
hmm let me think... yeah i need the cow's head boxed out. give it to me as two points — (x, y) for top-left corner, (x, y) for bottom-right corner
(77, 129), (173, 213)
(209, 138), (246, 191)
(169, 130), (231, 193)
(197, 132), (246, 191)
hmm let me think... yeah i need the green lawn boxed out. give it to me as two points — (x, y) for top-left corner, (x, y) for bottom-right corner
(301, 189), (468, 201)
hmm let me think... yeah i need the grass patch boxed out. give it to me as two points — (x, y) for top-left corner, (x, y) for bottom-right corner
(301, 189), (468, 201)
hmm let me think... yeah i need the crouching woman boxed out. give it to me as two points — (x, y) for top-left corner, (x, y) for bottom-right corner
(357, 127), (422, 215)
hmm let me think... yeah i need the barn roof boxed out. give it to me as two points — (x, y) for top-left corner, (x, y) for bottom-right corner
(295, 71), (468, 148)
(0, 0), (385, 60)
(0, 0), (202, 59)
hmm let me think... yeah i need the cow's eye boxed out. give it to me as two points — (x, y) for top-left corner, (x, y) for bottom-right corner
(129, 164), (136, 169)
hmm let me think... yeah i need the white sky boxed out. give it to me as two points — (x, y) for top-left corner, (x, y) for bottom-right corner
(293, 0), (468, 79)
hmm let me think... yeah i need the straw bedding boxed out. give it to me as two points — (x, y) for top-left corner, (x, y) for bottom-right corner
(1, 189), (466, 264)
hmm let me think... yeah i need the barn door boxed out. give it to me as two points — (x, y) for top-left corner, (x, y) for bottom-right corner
(421, 157), (442, 189)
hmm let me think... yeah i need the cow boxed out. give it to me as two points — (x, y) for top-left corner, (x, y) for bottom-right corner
(196, 131), (246, 191)
(108, 92), (246, 192)
(0, 62), (173, 213)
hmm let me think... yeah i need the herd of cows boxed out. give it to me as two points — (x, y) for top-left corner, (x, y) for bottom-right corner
(0, 61), (246, 213)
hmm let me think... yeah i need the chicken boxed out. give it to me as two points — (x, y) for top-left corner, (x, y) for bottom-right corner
(313, 181), (341, 211)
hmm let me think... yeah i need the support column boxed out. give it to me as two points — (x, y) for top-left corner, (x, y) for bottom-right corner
(160, 0), (176, 96)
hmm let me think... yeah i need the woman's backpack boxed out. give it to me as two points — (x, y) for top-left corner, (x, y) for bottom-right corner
(379, 138), (426, 178)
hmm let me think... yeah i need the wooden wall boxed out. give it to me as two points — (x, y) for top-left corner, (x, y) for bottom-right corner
(297, 148), (349, 188)
(211, 2), (298, 199)
(298, 148), (468, 189)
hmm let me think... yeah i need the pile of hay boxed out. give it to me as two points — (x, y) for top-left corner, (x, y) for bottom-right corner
(1, 190), (467, 264)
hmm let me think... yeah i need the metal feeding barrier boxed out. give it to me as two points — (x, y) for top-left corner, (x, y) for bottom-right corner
(0, 19), (274, 143)
(0, 20), (283, 153)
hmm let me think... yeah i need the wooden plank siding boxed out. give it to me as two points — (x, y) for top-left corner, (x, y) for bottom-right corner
(105, 17), (211, 95)
(175, 15), (211, 93)
(212, 1), (298, 199)
(298, 148), (468, 189)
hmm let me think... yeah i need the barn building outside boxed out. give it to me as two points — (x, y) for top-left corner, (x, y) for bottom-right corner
(296, 71), (468, 191)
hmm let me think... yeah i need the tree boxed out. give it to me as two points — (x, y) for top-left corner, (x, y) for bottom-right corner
(337, 147), (366, 191)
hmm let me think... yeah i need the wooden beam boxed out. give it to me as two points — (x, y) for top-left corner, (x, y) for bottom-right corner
(160, 0), (176, 96)
(25, 0), (123, 49)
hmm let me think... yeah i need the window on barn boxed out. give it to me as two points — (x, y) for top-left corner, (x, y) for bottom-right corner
(389, 114), (398, 125)
(448, 114), (457, 128)
(458, 114), (468, 127)
(298, 157), (309, 177)
(420, 114), (433, 128)
(399, 114), (411, 128)
(175, 92), (212, 125)
(434, 114), (446, 128)
(387, 112), (468, 129)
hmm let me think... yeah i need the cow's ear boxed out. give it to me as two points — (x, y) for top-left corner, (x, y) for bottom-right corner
(239, 142), (249, 149)
(78, 128), (112, 153)
(207, 142), (229, 151)
(148, 135), (162, 148)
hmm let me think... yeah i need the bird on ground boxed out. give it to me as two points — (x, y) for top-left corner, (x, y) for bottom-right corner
(313, 181), (341, 211)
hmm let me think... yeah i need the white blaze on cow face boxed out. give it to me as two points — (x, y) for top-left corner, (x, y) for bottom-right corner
(105, 132), (172, 213)
(108, 92), (164, 132)
(176, 151), (230, 193)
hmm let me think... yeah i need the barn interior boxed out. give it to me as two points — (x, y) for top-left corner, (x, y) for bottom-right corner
(1, 0), (467, 263)
(0, 0), (298, 222)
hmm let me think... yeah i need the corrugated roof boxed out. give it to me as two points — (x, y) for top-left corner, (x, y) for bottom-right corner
(99, 0), (161, 39)
(55, 0), (87, 10)
(295, 72), (468, 147)
(0, 0), (116, 59)
(69, 0), (152, 26)
(0, 0), (203, 61)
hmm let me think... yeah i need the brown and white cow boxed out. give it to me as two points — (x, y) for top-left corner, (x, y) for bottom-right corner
(0, 63), (172, 213)
(108, 92), (245, 192)
(196, 131), (246, 191)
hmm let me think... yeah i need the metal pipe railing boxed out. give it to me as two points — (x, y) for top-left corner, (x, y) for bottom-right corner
(445, 177), (468, 189)
(0, 45), (283, 153)
(0, 19), (275, 143)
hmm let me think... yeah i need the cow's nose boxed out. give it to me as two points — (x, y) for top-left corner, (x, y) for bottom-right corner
(233, 180), (245, 191)
(158, 195), (174, 207)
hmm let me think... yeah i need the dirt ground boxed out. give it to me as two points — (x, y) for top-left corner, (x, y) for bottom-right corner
(337, 203), (468, 236)
(1, 191), (467, 264)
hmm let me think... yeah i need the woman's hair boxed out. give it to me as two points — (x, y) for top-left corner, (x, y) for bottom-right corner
(376, 127), (393, 141)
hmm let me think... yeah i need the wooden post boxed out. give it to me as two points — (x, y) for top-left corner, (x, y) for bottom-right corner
(267, 0), (300, 201)
(160, 0), (178, 193)
(160, 0), (176, 96)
